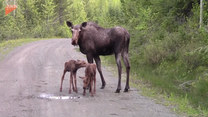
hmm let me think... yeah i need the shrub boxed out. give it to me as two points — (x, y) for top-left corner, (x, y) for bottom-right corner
(191, 77), (208, 107)
(144, 42), (166, 65)
(185, 46), (208, 69)
(54, 25), (71, 38)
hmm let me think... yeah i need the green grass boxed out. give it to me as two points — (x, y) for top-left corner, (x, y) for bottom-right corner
(101, 56), (208, 117)
(133, 79), (208, 117)
(0, 38), (46, 60)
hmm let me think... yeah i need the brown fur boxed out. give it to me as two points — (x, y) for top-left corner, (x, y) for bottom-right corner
(80, 63), (96, 96)
(60, 60), (87, 93)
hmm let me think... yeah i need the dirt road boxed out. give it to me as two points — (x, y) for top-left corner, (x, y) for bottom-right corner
(0, 39), (178, 117)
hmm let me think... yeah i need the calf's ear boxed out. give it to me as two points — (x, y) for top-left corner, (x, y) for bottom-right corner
(66, 21), (73, 28)
(81, 22), (87, 28)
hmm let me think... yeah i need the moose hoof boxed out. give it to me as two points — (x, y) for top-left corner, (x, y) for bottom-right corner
(115, 89), (120, 93)
(100, 85), (105, 89)
(100, 82), (106, 89)
(124, 88), (129, 92)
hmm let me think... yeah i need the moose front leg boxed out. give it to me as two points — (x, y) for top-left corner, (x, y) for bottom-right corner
(94, 55), (106, 89)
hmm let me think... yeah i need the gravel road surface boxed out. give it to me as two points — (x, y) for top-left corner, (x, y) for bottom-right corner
(0, 39), (178, 117)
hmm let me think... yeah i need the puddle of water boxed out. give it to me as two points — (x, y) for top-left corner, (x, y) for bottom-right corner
(38, 93), (80, 100)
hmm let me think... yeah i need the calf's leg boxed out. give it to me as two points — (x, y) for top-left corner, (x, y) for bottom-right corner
(90, 80), (94, 97)
(83, 88), (86, 96)
(73, 72), (78, 93)
(89, 84), (91, 93)
(60, 70), (66, 92)
(69, 73), (73, 94)
(87, 55), (93, 90)
(94, 76), (96, 94)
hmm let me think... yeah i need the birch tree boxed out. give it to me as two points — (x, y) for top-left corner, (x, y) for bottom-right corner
(200, 0), (203, 28)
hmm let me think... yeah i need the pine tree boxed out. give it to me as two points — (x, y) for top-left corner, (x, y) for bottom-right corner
(53, 0), (69, 25)
(65, 0), (87, 24)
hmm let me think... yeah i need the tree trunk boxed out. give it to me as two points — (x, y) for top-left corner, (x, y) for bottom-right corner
(199, 0), (203, 28)
(59, 0), (64, 25)
(13, 0), (16, 17)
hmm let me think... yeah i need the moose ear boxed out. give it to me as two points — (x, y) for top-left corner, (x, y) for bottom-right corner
(66, 21), (73, 28)
(81, 22), (87, 28)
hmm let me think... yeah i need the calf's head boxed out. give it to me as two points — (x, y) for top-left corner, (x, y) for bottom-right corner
(66, 21), (87, 45)
(79, 76), (90, 89)
(76, 60), (87, 68)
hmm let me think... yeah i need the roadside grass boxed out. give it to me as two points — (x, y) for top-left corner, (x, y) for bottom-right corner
(0, 38), (47, 60)
(101, 55), (208, 117)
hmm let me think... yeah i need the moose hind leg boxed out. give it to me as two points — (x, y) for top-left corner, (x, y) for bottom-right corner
(115, 53), (122, 93)
(122, 52), (130, 92)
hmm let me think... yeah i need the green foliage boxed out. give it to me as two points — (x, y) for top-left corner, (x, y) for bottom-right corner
(1, 0), (208, 115)
(0, 0), (126, 40)
(66, 0), (87, 24)
(54, 25), (71, 38)
(186, 45), (208, 68)
(143, 42), (166, 65)
(189, 75), (208, 108)
(42, 0), (56, 21)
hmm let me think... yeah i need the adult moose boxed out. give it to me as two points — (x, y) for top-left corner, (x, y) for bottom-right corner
(66, 21), (130, 93)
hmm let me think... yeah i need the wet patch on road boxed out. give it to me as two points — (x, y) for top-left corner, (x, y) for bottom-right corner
(37, 93), (81, 100)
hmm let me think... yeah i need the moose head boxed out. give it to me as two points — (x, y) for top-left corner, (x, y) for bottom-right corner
(66, 21), (87, 45)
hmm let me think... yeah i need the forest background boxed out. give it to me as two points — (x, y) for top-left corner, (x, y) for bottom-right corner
(0, 0), (208, 116)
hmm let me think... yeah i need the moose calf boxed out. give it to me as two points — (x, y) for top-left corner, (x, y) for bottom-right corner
(60, 60), (87, 93)
(80, 63), (96, 96)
